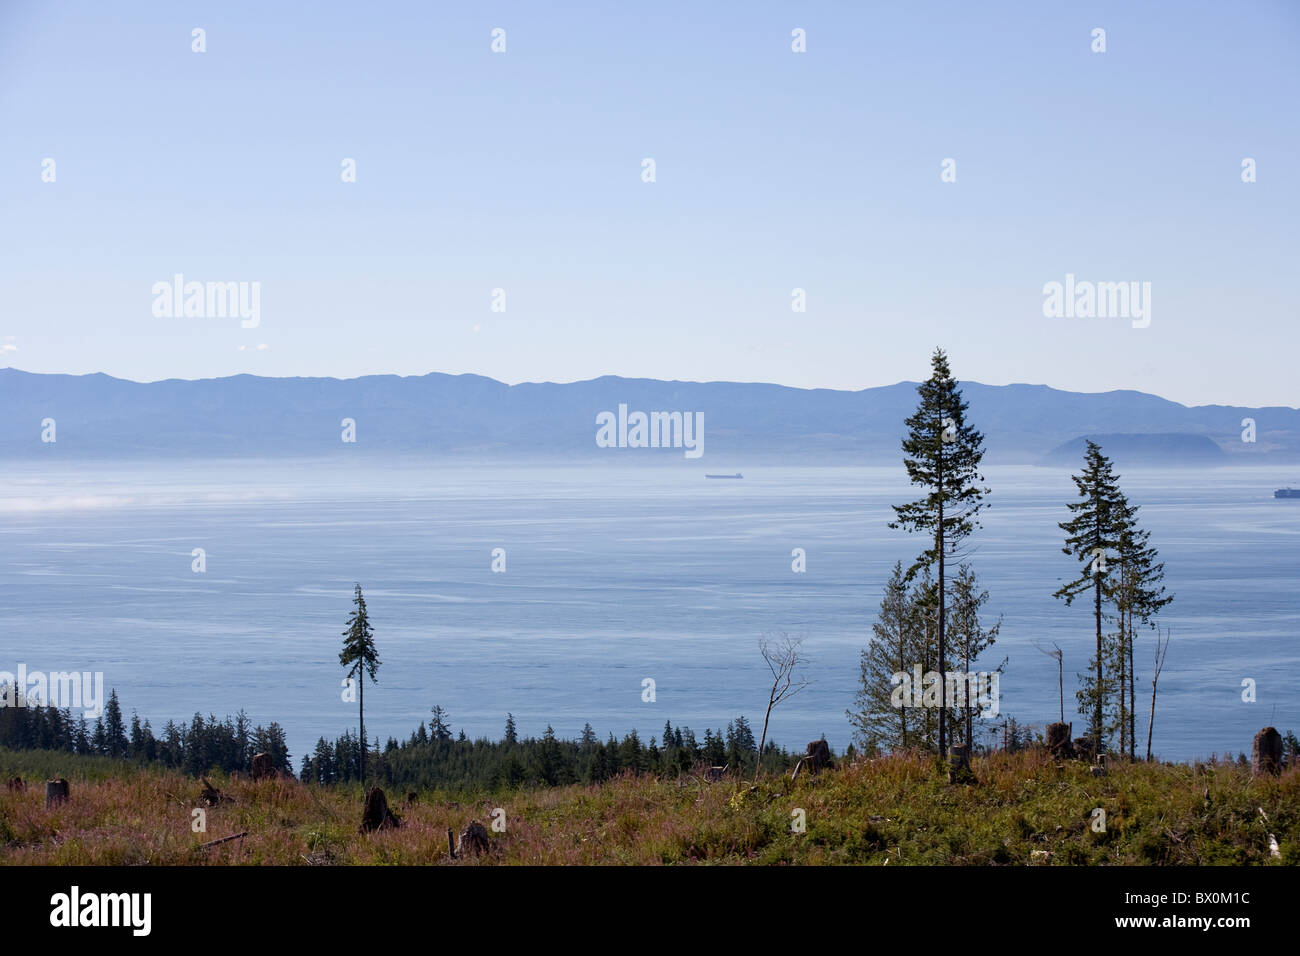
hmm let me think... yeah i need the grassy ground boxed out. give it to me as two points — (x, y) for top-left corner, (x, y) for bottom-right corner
(1, 747), (1296, 865)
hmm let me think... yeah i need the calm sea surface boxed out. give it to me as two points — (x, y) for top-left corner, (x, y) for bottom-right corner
(1, 461), (1296, 763)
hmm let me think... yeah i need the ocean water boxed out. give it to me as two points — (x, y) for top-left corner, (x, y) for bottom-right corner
(1, 460), (1296, 764)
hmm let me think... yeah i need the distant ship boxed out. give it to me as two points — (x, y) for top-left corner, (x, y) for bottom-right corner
(1275, 487), (1300, 499)
(706, 473), (743, 479)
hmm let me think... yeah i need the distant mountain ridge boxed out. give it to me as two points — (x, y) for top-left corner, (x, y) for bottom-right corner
(1040, 433), (1228, 468)
(2, 368), (1297, 465)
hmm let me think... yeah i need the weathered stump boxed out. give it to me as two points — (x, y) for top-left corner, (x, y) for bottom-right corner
(704, 766), (727, 782)
(6, 776), (24, 793)
(45, 778), (69, 808)
(1072, 737), (1097, 762)
(455, 820), (491, 857)
(1252, 727), (1282, 777)
(405, 791), (418, 806)
(199, 776), (222, 807)
(359, 787), (400, 832)
(805, 739), (832, 772)
(1045, 723), (1074, 759)
(791, 739), (834, 780)
(948, 744), (975, 784)
(251, 752), (275, 780)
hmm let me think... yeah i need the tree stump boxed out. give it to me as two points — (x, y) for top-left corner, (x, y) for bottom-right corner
(6, 776), (23, 793)
(947, 744), (975, 784)
(1045, 723), (1074, 759)
(455, 820), (491, 857)
(1252, 727), (1282, 777)
(806, 739), (832, 771)
(199, 776), (222, 807)
(45, 778), (69, 808)
(251, 752), (275, 781)
(791, 739), (835, 781)
(359, 787), (400, 832)
(1072, 737), (1097, 762)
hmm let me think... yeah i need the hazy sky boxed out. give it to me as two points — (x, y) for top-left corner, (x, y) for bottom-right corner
(1, 1), (1297, 407)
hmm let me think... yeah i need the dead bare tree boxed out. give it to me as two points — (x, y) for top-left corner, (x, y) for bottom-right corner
(1032, 640), (1065, 723)
(755, 633), (811, 780)
(1145, 625), (1170, 762)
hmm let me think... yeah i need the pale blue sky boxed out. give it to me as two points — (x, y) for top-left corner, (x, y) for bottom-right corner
(1, 0), (1297, 406)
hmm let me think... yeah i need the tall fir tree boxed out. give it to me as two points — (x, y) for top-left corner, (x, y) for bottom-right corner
(1054, 441), (1124, 750)
(339, 583), (380, 783)
(889, 348), (989, 758)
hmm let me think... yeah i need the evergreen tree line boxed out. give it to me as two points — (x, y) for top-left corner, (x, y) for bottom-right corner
(0, 685), (291, 775)
(1, 685), (803, 788)
(300, 711), (803, 790)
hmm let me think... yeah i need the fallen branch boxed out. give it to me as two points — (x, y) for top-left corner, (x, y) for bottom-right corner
(195, 831), (248, 851)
